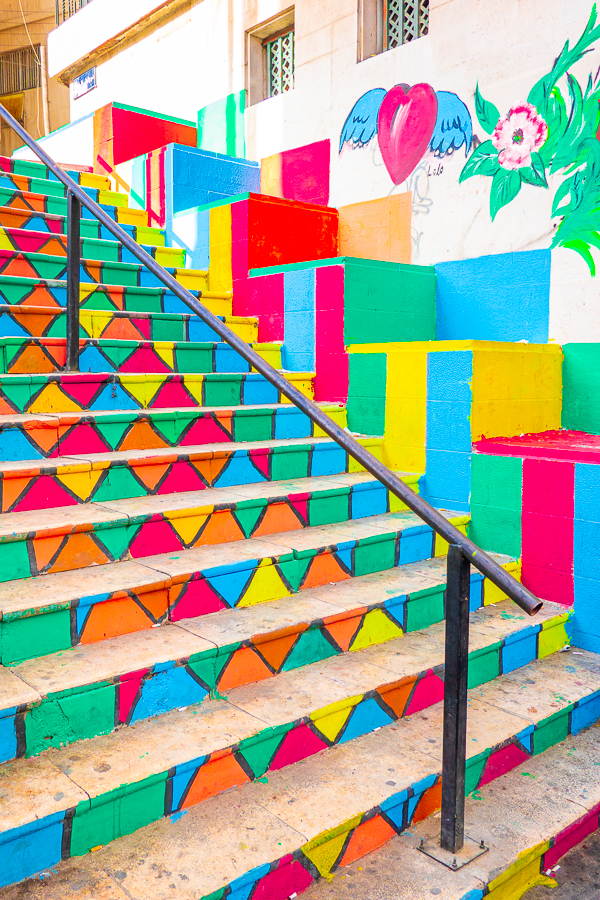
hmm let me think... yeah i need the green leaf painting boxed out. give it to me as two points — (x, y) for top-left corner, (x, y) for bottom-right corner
(461, 4), (600, 274)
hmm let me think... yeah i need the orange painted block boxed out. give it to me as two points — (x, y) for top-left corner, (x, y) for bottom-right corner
(217, 646), (273, 691)
(413, 779), (442, 823)
(182, 752), (250, 809)
(338, 193), (412, 264)
(340, 815), (397, 867)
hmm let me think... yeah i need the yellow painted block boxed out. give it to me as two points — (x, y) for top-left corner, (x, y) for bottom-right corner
(0, 230), (14, 251)
(80, 172), (111, 190)
(311, 705), (353, 743)
(57, 467), (104, 501)
(168, 511), (209, 546)
(435, 517), (470, 557)
(484, 559), (522, 606)
(302, 817), (362, 879)
(154, 247), (185, 267)
(176, 269), (209, 292)
(121, 373), (156, 408)
(153, 343), (175, 370)
(486, 840), (554, 900)
(116, 207), (147, 226)
(98, 189), (127, 207)
(280, 373), (314, 402)
(135, 226), (165, 247)
(350, 608), (403, 651)
(252, 343), (282, 369)
(29, 383), (81, 414)
(347, 438), (384, 472)
(338, 193), (412, 263)
(238, 560), (292, 607)
(314, 405), (347, 437)
(538, 612), (572, 658)
(209, 203), (233, 293)
(182, 374), (204, 405)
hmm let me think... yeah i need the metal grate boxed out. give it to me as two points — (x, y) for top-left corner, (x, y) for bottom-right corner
(55, 0), (93, 25)
(387, 0), (429, 48)
(0, 46), (41, 96)
(266, 29), (294, 97)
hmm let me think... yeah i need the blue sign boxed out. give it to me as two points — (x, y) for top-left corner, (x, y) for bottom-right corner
(72, 67), (96, 100)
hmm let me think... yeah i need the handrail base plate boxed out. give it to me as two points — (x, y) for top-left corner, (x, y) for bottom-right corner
(418, 834), (489, 870)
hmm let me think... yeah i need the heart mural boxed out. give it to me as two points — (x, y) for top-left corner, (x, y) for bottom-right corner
(377, 83), (439, 185)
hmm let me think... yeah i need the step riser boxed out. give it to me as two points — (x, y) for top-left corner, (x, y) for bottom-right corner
(0, 610), (569, 766)
(0, 306), (227, 345)
(0, 405), (341, 462)
(0, 250), (208, 292)
(0, 372), (313, 416)
(0, 279), (228, 317)
(0, 226), (185, 267)
(2, 655), (595, 891)
(0, 202), (164, 244)
(1, 338), (280, 377)
(0, 440), (365, 513)
(2, 513), (464, 662)
(0, 158), (109, 189)
(0, 173), (124, 208)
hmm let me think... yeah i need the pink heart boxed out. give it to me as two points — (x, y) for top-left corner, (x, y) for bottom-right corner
(377, 84), (438, 185)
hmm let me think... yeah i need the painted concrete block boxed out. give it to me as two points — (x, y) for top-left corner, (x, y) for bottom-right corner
(197, 91), (245, 158)
(261, 139), (330, 206)
(338, 194), (412, 263)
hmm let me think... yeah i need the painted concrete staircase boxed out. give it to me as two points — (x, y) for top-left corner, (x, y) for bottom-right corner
(0, 155), (598, 900)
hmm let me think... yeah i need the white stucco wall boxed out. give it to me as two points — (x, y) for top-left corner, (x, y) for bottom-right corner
(47, 0), (600, 342)
(12, 113), (95, 167)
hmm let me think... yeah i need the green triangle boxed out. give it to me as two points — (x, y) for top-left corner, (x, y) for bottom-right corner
(234, 501), (266, 538)
(465, 749), (491, 795)
(95, 522), (131, 562)
(281, 628), (337, 672)
(238, 726), (288, 778)
(92, 466), (145, 502)
(96, 417), (133, 450)
(81, 294), (114, 310)
(1, 379), (33, 412)
(0, 279), (31, 304)
(187, 653), (217, 691)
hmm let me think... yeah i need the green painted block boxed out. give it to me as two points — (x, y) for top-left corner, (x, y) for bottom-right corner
(238, 724), (289, 778)
(197, 91), (246, 158)
(532, 707), (572, 755)
(1, 608), (71, 665)
(81, 239), (119, 263)
(354, 535), (396, 577)
(271, 446), (310, 481)
(92, 466), (146, 502)
(308, 490), (350, 527)
(233, 410), (273, 443)
(95, 522), (134, 562)
(0, 540), (31, 582)
(235, 501), (267, 539)
(24, 683), (116, 756)
(281, 628), (337, 671)
(96, 416), (136, 450)
(343, 260), (436, 345)
(175, 345), (213, 373)
(467, 643), (501, 689)
(151, 317), (186, 342)
(562, 344), (600, 433)
(406, 586), (445, 632)
(80, 293), (115, 311)
(347, 353), (387, 435)
(465, 749), (490, 794)
(35, 257), (67, 280)
(205, 377), (242, 407)
(13, 159), (46, 178)
(122, 292), (163, 314)
(95, 262), (137, 288)
(70, 774), (167, 856)
(469, 454), (523, 557)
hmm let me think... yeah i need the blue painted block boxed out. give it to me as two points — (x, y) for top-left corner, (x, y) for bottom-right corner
(274, 408), (312, 439)
(311, 443), (347, 477)
(351, 482), (388, 519)
(398, 526), (434, 565)
(469, 573), (484, 611)
(188, 317), (221, 342)
(0, 812), (64, 888)
(79, 346), (111, 373)
(426, 400), (472, 452)
(283, 269), (316, 371)
(168, 208), (210, 271)
(169, 753), (207, 812)
(517, 724), (534, 753)
(130, 666), (209, 723)
(435, 250), (551, 343)
(575, 463), (600, 522)
(407, 773), (438, 822)
(574, 519), (600, 580)
(168, 145), (260, 213)
(0, 429), (43, 461)
(216, 451), (267, 488)
(90, 384), (139, 411)
(571, 690), (600, 733)
(215, 345), (249, 373)
(573, 576), (600, 652)
(243, 376), (278, 405)
(228, 863), (271, 900)
(502, 626), (539, 673)
(427, 351), (473, 401)
(206, 567), (253, 606)
(422, 449), (471, 509)
(338, 698), (393, 744)
(0, 711), (16, 763)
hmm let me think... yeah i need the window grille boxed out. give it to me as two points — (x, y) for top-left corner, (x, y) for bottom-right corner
(265, 29), (294, 97)
(387, 0), (429, 48)
(55, 0), (93, 25)
(0, 46), (41, 96)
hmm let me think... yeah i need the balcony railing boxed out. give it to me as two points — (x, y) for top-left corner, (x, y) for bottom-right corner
(55, 0), (93, 25)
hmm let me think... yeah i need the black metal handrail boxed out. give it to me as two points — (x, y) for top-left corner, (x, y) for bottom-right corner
(0, 104), (541, 857)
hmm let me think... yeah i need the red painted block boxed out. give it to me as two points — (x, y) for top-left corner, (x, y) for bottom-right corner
(247, 194), (338, 270)
(94, 103), (196, 174)
(281, 139), (331, 206)
(543, 802), (600, 869)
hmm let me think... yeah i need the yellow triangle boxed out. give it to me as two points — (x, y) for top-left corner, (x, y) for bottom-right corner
(238, 562), (291, 608)
(57, 467), (105, 501)
(302, 829), (349, 878)
(79, 284), (96, 300)
(183, 375), (204, 404)
(350, 608), (403, 652)
(310, 705), (353, 743)
(29, 382), (81, 414)
(83, 310), (111, 339)
(0, 230), (14, 251)
(164, 510), (209, 546)
(154, 342), (175, 370)
(120, 374), (154, 407)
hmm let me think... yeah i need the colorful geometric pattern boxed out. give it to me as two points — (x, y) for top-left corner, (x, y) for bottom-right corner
(0, 336), (280, 375)
(0, 369), (314, 415)
(0, 170), (126, 210)
(0, 402), (347, 462)
(0, 225), (185, 268)
(0, 201), (164, 245)
(0, 154), (110, 187)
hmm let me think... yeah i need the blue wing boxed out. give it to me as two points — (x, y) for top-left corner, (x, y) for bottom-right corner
(430, 91), (473, 157)
(339, 88), (387, 153)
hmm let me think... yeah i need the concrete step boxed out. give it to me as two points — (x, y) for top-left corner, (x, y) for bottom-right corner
(0, 275), (232, 318)
(0, 649), (597, 891)
(0, 156), (110, 189)
(0, 171), (128, 210)
(0, 503), (463, 663)
(0, 203), (164, 245)
(0, 368), (314, 415)
(0, 434), (382, 510)
(0, 223), (185, 267)
(0, 574), (569, 761)
(0, 336), (282, 376)
(0, 400), (346, 461)
(0, 247), (209, 292)
(0, 472), (420, 583)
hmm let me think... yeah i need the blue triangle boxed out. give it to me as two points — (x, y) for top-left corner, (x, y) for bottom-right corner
(338, 698), (393, 744)
(90, 382), (139, 411)
(0, 316), (28, 338)
(215, 451), (267, 488)
(206, 567), (253, 607)
(78, 346), (112, 373)
(130, 667), (208, 723)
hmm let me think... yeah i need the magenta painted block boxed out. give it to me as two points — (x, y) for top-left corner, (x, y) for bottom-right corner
(157, 464), (206, 495)
(315, 265), (349, 401)
(252, 854), (314, 900)
(120, 348), (171, 373)
(129, 519), (183, 558)
(231, 200), (249, 281)
(180, 418), (232, 445)
(245, 272), (285, 342)
(543, 803), (600, 869)
(521, 561), (574, 606)
(170, 579), (228, 620)
(522, 458), (574, 517)
(118, 668), (149, 723)
(269, 723), (328, 770)
(153, 380), (196, 408)
(478, 742), (530, 787)
(280, 139), (331, 206)
(405, 670), (445, 715)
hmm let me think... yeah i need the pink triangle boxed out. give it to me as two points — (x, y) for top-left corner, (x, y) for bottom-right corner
(14, 230), (62, 254)
(129, 518), (184, 558)
(252, 854), (314, 900)
(61, 375), (106, 408)
(12, 475), (77, 512)
(289, 497), (308, 525)
(179, 416), (232, 446)
(133, 317), (151, 340)
(479, 743), (530, 787)
(405, 669), (445, 716)
(118, 667), (150, 723)
(0, 158), (11, 173)
(270, 723), (328, 770)
(151, 379), (195, 409)
(59, 423), (111, 454)
(157, 463), (207, 495)
(120, 347), (171, 374)
(249, 447), (270, 478)
(170, 578), (227, 621)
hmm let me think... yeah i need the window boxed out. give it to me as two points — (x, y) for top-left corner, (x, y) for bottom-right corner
(247, 8), (295, 106)
(358, 0), (429, 61)
(0, 46), (41, 96)
(55, 0), (93, 26)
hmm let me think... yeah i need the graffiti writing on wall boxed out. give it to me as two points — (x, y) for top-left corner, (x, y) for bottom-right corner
(339, 84), (473, 185)
(460, 5), (600, 275)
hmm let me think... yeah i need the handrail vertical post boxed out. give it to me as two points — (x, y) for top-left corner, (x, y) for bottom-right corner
(66, 188), (80, 371)
(440, 543), (470, 854)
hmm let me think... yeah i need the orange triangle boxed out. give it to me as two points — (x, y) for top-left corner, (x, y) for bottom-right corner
(255, 632), (299, 672)
(340, 816), (396, 867)
(138, 586), (169, 619)
(206, 453), (231, 485)
(132, 462), (170, 491)
(30, 422), (60, 454)
(4, 211), (28, 228)
(1, 475), (33, 513)
(182, 753), (250, 810)
(33, 533), (64, 572)
(102, 318), (144, 341)
(3, 256), (39, 279)
(11, 174), (29, 191)
(378, 677), (415, 719)
(217, 646), (273, 692)
(83, 261), (103, 283)
(302, 552), (351, 590)
(190, 456), (213, 487)
(194, 510), (244, 546)
(0, 395), (17, 414)
(251, 502), (303, 538)
(16, 310), (55, 337)
(40, 238), (67, 257)
(119, 420), (169, 451)
(45, 532), (110, 574)
(325, 615), (361, 652)
(80, 597), (154, 643)
(9, 344), (54, 374)
(30, 286), (62, 309)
